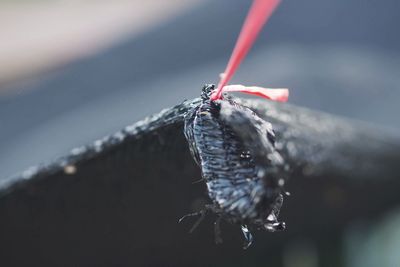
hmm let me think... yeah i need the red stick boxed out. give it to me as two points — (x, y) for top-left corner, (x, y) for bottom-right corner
(222, 85), (289, 102)
(210, 0), (282, 101)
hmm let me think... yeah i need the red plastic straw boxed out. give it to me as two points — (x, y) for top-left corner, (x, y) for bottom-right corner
(210, 0), (282, 101)
(222, 85), (289, 102)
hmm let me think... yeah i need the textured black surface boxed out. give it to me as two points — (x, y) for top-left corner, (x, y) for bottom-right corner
(184, 86), (285, 241)
(1, 98), (400, 266)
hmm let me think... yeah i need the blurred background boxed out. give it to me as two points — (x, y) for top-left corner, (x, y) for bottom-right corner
(0, 0), (399, 266)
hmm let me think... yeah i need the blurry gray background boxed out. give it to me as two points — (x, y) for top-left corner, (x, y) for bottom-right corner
(1, 0), (399, 179)
(0, 1), (399, 265)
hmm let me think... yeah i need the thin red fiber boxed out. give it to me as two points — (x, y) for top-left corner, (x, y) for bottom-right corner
(222, 85), (289, 102)
(211, 0), (282, 101)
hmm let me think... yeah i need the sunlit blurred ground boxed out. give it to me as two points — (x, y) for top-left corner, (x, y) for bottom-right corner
(0, 0), (201, 88)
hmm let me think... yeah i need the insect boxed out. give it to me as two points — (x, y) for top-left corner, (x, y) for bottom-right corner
(181, 84), (287, 249)
(180, 0), (288, 249)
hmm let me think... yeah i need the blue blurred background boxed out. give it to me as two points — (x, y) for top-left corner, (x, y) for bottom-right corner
(0, 0), (399, 266)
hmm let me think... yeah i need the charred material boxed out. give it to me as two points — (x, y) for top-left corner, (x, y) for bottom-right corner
(0, 96), (400, 265)
(183, 85), (286, 247)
